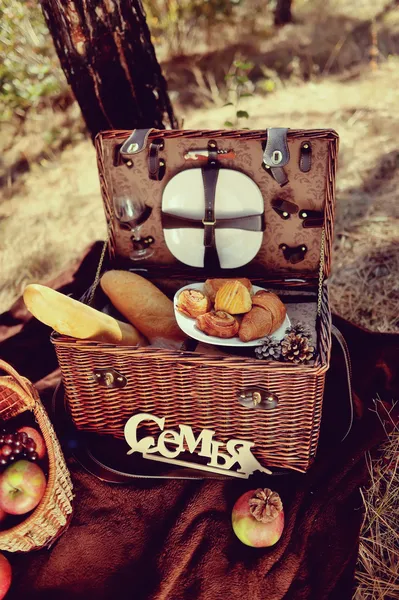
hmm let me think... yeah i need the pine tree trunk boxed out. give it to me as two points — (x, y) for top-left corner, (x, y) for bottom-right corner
(274, 0), (292, 26)
(40, 0), (177, 138)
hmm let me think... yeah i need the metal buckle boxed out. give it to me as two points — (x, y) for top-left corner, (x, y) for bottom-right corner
(202, 219), (216, 226)
(93, 368), (127, 389)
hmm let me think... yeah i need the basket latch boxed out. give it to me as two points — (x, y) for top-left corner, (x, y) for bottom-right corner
(119, 128), (155, 167)
(237, 388), (279, 410)
(93, 368), (127, 389)
(262, 127), (289, 187)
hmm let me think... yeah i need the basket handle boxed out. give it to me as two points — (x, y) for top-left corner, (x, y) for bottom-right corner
(0, 359), (34, 396)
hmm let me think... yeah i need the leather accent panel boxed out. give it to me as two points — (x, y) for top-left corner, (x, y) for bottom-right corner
(271, 166), (288, 186)
(271, 198), (298, 217)
(99, 130), (337, 276)
(299, 141), (312, 172)
(263, 128), (290, 186)
(120, 129), (154, 157)
(263, 164), (289, 186)
(299, 209), (323, 228)
(263, 128), (290, 167)
(148, 139), (166, 181)
(279, 243), (308, 264)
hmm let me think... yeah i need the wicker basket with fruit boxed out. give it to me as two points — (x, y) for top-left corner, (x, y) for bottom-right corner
(0, 360), (73, 552)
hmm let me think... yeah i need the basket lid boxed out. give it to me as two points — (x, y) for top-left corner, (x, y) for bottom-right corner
(95, 128), (338, 281)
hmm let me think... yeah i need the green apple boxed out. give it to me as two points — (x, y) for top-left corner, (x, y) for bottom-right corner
(0, 461), (46, 515)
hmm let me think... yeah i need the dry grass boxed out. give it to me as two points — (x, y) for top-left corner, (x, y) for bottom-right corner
(1, 63), (399, 334)
(182, 60), (399, 333)
(354, 400), (399, 600)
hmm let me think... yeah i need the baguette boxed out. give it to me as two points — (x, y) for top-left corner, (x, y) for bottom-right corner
(23, 284), (145, 346)
(100, 270), (186, 346)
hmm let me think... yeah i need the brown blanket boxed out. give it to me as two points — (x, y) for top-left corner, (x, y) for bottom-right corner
(0, 243), (398, 600)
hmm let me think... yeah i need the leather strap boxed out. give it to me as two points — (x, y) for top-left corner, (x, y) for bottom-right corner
(162, 213), (264, 231)
(271, 198), (298, 218)
(331, 325), (354, 442)
(299, 209), (324, 228)
(299, 141), (312, 172)
(148, 139), (165, 181)
(271, 324), (354, 477)
(201, 164), (220, 269)
(268, 167), (288, 186)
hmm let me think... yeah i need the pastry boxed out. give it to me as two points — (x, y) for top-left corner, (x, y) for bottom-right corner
(214, 281), (252, 314)
(177, 289), (211, 318)
(196, 311), (239, 338)
(239, 291), (286, 342)
(100, 270), (186, 346)
(23, 284), (146, 346)
(203, 278), (252, 302)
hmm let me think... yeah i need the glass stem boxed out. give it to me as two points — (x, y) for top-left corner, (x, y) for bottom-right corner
(131, 226), (141, 242)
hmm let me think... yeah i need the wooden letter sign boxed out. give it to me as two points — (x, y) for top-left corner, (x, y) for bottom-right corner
(124, 413), (271, 478)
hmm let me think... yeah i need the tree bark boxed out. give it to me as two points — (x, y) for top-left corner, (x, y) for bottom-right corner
(40, 0), (177, 138)
(274, 0), (292, 26)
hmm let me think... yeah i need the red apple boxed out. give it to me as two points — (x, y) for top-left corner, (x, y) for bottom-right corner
(0, 554), (11, 600)
(17, 427), (46, 460)
(0, 461), (46, 516)
(232, 487), (284, 547)
(0, 508), (7, 526)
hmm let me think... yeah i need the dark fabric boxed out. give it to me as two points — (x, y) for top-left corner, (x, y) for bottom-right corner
(0, 243), (398, 600)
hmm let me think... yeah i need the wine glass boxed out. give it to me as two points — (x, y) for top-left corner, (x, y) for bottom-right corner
(113, 193), (154, 261)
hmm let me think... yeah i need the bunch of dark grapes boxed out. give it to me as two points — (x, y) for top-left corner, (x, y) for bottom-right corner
(0, 429), (38, 468)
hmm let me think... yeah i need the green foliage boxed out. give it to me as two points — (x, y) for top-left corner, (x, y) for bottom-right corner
(224, 59), (254, 128)
(0, 0), (65, 120)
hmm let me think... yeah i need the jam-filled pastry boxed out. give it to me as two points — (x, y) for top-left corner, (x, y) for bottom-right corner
(177, 289), (211, 318)
(239, 291), (286, 342)
(203, 278), (252, 303)
(196, 311), (240, 338)
(214, 280), (252, 314)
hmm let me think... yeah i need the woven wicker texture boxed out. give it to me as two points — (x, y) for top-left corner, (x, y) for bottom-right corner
(53, 286), (331, 473)
(0, 360), (73, 552)
(54, 128), (337, 474)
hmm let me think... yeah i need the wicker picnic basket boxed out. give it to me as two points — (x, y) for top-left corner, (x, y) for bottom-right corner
(53, 127), (338, 474)
(0, 360), (73, 552)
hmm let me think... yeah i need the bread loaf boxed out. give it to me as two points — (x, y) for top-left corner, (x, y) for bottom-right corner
(100, 270), (186, 346)
(23, 284), (146, 346)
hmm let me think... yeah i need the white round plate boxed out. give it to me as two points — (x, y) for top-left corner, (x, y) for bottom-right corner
(162, 169), (264, 269)
(174, 282), (290, 347)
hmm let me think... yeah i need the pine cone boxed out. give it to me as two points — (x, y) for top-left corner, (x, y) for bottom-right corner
(248, 488), (283, 523)
(286, 321), (312, 339)
(281, 332), (315, 364)
(255, 338), (282, 361)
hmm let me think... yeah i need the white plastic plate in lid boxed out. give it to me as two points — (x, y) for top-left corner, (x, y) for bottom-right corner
(173, 282), (290, 347)
(162, 169), (264, 268)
